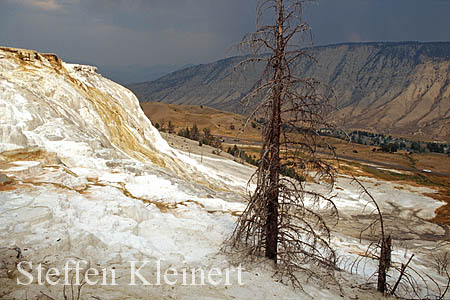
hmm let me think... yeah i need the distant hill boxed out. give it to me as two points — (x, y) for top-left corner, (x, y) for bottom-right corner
(128, 42), (450, 141)
(99, 63), (194, 85)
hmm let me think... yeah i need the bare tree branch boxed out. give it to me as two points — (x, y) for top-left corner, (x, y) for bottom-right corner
(225, 0), (338, 289)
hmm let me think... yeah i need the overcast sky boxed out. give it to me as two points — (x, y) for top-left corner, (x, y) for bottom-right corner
(1, 0), (450, 69)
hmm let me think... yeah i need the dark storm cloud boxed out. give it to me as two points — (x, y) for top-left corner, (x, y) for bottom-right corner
(0, 0), (256, 67)
(307, 0), (450, 45)
(1, 0), (449, 69)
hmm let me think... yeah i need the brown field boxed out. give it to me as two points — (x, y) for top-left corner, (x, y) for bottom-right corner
(140, 102), (262, 140)
(141, 102), (450, 174)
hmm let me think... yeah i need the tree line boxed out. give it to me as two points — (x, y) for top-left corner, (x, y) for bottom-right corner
(155, 121), (223, 149)
(320, 129), (450, 154)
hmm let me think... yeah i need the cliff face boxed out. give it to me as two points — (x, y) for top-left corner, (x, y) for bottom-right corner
(129, 42), (450, 141)
(0, 46), (202, 177)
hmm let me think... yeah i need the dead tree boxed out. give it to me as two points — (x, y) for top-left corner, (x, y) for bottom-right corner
(351, 177), (449, 299)
(226, 0), (338, 287)
(353, 177), (392, 294)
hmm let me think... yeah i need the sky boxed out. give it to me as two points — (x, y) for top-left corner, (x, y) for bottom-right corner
(1, 0), (450, 72)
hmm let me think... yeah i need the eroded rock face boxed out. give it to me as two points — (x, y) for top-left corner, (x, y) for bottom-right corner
(129, 42), (450, 140)
(0, 47), (210, 182)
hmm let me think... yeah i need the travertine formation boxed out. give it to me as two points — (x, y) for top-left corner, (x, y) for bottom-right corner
(0, 46), (205, 180)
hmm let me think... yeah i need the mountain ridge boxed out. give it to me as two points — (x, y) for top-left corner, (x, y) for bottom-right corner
(128, 41), (450, 141)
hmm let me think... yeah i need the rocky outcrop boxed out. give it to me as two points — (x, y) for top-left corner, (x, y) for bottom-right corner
(128, 42), (450, 141)
(0, 46), (204, 180)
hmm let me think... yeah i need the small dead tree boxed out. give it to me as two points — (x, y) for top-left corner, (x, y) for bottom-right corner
(433, 251), (450, 277)
(226, 0), (338, 287)
(350, 177), (449, 299)
(353, 177), (392, 294)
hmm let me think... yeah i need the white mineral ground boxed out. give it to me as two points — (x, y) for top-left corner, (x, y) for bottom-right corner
(0, 47), (448, 300)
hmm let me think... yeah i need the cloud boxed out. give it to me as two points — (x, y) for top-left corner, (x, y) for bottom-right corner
(1, 0), (449, 72)
(6, 0), (78, 11)
(10, 0), (60, 10)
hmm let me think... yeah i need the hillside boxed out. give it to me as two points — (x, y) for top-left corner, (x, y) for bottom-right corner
(129, 42), (450, 141)
(140, 102), (262, 139)
(99, 63), (194, 85)
(1, 47), (449, 299)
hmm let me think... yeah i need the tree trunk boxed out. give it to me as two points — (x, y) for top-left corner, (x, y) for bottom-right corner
(265, 0), (284, 263)
(377, 235), (392, 294)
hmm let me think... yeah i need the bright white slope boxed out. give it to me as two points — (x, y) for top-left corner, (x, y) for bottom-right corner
(0, 47), (448, 300)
